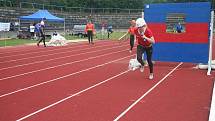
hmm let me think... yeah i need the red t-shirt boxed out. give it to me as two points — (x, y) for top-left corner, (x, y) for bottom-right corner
(128, 26), (136, 35)
(134, 28), (153, 47)
(85, 23), (95, 32)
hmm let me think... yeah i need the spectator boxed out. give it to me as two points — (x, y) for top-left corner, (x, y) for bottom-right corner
(101, 22), (106, 39)
(85, 20), (96, 44)
(120, 19), (136, 53)
(175, 22), (183, 33)
(107, 24), (113, 39)
(10, 22), (14, 31)
(29, 23), (35, 39)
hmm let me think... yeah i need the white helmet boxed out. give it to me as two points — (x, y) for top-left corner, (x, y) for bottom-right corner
(136, 18), (146, 28)
(40, 21), (45, 26)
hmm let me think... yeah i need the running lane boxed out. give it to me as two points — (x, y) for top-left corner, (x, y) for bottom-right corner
(14, 62), (177, 121)
(117, 63), (214, 121)
(0, 55), (134, 121)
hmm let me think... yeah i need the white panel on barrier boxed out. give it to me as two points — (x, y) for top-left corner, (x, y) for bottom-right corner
(0, 22), (10, 31)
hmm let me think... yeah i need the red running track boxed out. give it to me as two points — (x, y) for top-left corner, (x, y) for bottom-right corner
(0, 40), (214, 121)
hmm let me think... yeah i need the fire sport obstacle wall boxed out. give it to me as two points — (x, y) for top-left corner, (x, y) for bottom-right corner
(144, 3), (214, 120)
(144, 2), (211, 63)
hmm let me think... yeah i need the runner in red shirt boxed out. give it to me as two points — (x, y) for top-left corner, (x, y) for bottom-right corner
(127, 19), (136, 53)
(119, 19), (136, 53)
(134, 18), (155, 80)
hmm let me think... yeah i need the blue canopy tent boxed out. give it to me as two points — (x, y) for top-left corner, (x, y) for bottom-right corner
(19, 10), (65, 33)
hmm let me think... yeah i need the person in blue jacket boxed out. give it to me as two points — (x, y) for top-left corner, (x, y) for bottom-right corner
(35, 20), (46, 47)
(175, 22), (183, 33)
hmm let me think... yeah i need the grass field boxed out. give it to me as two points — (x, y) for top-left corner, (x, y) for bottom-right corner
(95, 31), (127, 40)
(0, 39), (36, 47)
(0, 32), (127, 47)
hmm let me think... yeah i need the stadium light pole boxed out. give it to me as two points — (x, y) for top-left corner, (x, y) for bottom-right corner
(64, 19), (65, 35)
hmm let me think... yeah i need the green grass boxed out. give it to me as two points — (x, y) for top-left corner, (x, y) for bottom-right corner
(64, 34), (84, 40)
(0, 39), (36, 47)
(65, 31), (127, 41)
(95, 31), (127, 40)
(0, 31), (127, 47)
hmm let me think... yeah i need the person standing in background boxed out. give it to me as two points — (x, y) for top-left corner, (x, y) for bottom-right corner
(85, 20), (96, 44)
(128, 19), (136, 53)
(107, 24), (113, 39)
(101, 22), (105, 40)
(175, 22), (183, 33)
(120, 19), (136, 53)
(29, 23), (35, 40)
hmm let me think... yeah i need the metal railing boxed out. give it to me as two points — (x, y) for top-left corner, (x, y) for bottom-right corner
(19, 2), (143, 14)
(0, 0), (12, 7)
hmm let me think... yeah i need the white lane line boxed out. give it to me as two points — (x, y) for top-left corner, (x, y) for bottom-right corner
(113, 62), (183, 121)
(0, 42), (89, 59)
(209, 80), (215, 121)
(0, 46), (128, 81)
(0, 42), (116, 63)
(0, 40), (110, 58)
(0, 44), (127, 71)
(0, 40), (109, 55)
(0, 55), (134, 98)
(0, 40), (87, 55)
(16, 69), (130, 121)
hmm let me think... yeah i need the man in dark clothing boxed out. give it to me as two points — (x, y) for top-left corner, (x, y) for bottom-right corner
(35, 22), (46, 47)
(175, 22), (183, 33)
(107, 25), (113, 39)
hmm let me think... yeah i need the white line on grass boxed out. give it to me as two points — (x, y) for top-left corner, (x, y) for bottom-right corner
(16, 69), (130, 121)
(0, 44), (127, 71)
(0, 55), (134, 98)
(0, 42), (116, 64)
(113, 62), (183, 121)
